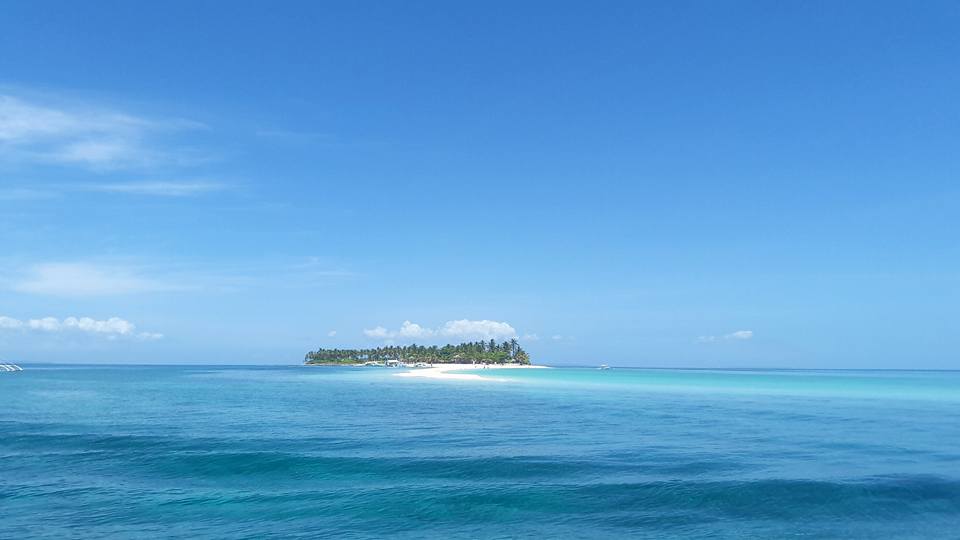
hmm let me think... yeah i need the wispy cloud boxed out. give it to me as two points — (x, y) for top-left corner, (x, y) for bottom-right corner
(0, 314), (162, 340)
(363, 319), (519, 342)
(0, 180), (228, 201)
(0, 187), (60, 201)
(3, 257), (354, 298)
(0, 94), (204, 170)
(255, 129), (334, 141)
(10, 263), (176, 296)
(85, 181), (226, 197)
(697, 330), (754, 343)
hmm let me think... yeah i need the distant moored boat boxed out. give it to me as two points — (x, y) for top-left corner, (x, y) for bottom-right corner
(0, 363), (24, 372)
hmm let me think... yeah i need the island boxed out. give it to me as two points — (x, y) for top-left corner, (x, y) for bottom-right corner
(304, 339), (531, 366)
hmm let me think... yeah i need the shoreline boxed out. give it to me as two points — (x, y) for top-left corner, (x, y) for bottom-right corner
(395, 363), (548, 381)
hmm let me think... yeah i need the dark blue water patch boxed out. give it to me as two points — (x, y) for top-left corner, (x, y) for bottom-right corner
(5, 444), (742, 484)
(5, 475), (956, 538)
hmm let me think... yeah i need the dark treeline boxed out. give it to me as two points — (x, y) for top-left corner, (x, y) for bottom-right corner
(304, 339), (531, 365)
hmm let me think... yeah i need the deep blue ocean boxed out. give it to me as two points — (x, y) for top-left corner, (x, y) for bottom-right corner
(2, 365), (959, 539)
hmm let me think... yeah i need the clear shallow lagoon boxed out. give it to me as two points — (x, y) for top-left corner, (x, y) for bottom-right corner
(2, 365), (959, 539)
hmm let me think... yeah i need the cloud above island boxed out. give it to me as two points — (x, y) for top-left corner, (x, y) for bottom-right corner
(0, 314), (163, 340)
(363, 319), (518, 342)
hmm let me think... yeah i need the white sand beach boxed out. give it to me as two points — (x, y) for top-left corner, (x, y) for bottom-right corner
(395, 363), (547, 381)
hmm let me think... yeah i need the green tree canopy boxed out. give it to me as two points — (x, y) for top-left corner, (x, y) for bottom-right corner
(304, 340), (532, 365)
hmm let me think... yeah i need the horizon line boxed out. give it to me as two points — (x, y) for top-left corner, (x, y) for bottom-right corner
(12, 361), (960, 372)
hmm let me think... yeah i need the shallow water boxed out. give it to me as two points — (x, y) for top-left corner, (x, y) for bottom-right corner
(2, 365), (959, 538)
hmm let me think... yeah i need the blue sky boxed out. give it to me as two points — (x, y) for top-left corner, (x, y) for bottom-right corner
(1, 1), (958, 367)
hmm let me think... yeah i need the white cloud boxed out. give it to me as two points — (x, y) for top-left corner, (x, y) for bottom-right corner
(12, 263), (172, 296)
(327, 330), (337, 337)
(363, 319), (518, 342)
(363, 326), (391, 339)
(551, 334), (564, 341)
(521, 333), (540, 341)
(399, 320), (434, 338)
(439, 319), (516, 340)
(0, 94), (203, 170)
(63, 316), (135, 335)
(28, 317), (61, 331)
(0, 314), (161, 340)
(698, 330), (754, 343)
(0, 316), (24, 329)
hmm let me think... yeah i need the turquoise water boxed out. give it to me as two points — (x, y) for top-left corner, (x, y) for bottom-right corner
(2, 365), (959, 539)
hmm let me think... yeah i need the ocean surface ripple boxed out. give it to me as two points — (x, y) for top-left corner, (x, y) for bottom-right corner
(2, 365), (958, 538)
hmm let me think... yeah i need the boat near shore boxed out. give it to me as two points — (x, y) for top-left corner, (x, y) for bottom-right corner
(0, 363), (24, 372)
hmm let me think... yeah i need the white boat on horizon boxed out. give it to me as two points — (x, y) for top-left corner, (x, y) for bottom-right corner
(0, 363), (23, 372)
